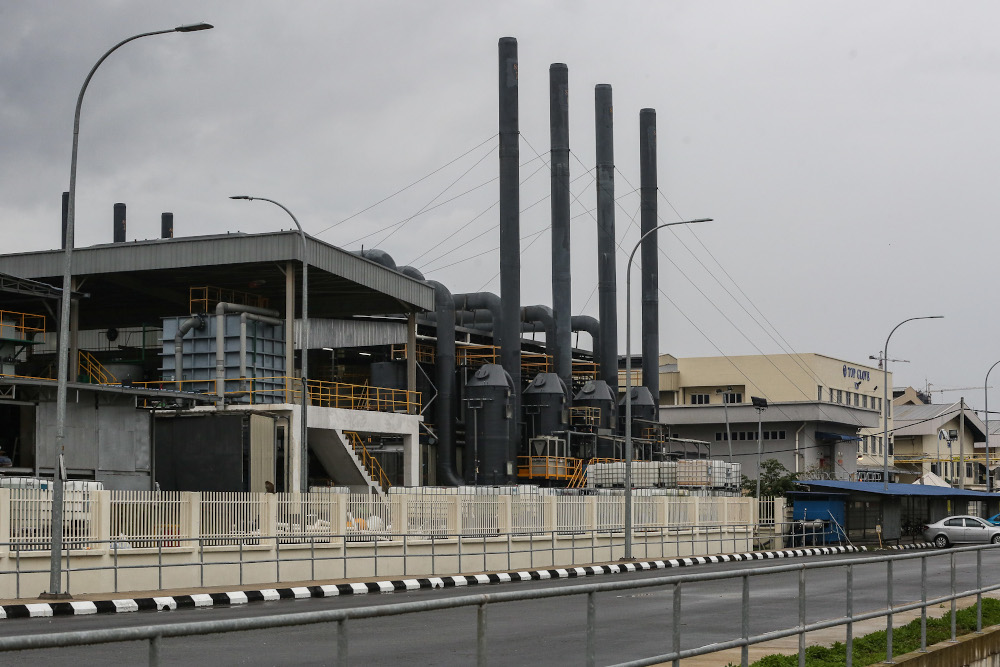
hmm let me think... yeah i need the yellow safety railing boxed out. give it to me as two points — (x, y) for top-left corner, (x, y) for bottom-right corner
(516, 455), (580, 482)
(307, 379), (420, 414)
(390, 343), (436, 364)
(571, 360), (598, 381)
(457, 344), (500, 367)
(344, 431), (392, 492)
(567, 457), (617, 488)
(0, 309), (46, 341)
(189, 286), (269, 313)
(521, 351), (551, 375)
(570, 406), (601, 430)
(77, 350), (117, 385)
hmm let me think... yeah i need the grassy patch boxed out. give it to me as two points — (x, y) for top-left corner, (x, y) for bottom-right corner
(724, 598), (1000, 667)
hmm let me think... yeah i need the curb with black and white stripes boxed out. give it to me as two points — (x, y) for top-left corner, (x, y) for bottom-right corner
(0, 545), (865, 620)
(883, 541), (934, 550)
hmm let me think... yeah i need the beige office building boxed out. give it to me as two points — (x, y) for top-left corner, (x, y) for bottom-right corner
(639, 353), (889, 481)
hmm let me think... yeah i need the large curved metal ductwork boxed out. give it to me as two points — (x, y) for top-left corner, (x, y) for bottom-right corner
(571, 315), (601, 368)
(352, 248), (398, 271)
(521, 305), (556, 364)
(427, 280), (464, 486)
(173, 314), (206, 390)
(398, 265), (425, 281)
(453, 292), (504, 351)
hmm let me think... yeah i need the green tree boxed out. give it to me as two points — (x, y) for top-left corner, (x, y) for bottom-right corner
(742, 458), (798, 497)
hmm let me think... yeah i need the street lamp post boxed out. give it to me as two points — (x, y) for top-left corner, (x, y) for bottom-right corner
(624, 217), (711, 559)
(752, 397), (768, 500)
(716, 387), (734, 464)
(230, 196), (309, 491)
(45, 22), (213, 600)
(881, 316), (943, 491)
(985, 361), (1000, 492)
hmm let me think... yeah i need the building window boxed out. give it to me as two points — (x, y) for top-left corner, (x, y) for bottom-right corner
(830, 388), (835, 402)
(691, 394), (710, 405)
(863, 395), (868, 408)
(862, 436), (868, 453)
(837, 390), (843, 404)
(888, 438), (893, 456)
(878, 436), (883, 455)
(878, 398), (882, 411)
(818, 385), (823, 401)
(854, 393), (860, 407)
(967, 463), (973, 479)
(931, 462), (939, 475)
(723, 392), (742, 404)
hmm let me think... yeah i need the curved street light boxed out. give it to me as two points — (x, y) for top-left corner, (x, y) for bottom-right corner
(985, 360), (1000, 493)
(881, 316), (943, 491)
(230, 196), (309, 491)
(48, 22), (214, 600)
(624, 217), (712, 559)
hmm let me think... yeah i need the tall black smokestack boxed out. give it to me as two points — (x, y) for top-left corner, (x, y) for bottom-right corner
(113, 203), (126, 243)
(61, 192), (69, 250)
(499, 37), (521, 474)
(549, 63), (572, 392)
(161, 212), (174, 239)
(639, 109), (659, 402)
(595, 85), (618, 391)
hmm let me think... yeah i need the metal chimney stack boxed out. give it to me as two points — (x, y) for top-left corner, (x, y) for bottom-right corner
(499, 36), (521, 475)
(595, 85), (618, 390)
(113, 203), (126, 243)
(161, 212), (174, 239)
(639, 109), (659, 401)
(549, 63), (572, 392)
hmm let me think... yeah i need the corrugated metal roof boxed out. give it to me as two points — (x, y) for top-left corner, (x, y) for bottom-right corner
(892, 401), (986, 439)
(0, 232), (434, 328)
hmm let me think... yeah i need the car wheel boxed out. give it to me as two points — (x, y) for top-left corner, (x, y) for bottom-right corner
(992, 534), (1000, 545)
(934, 534), (949, 548)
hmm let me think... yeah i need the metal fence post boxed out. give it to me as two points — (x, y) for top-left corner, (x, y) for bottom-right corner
(113, 540), (119, 593)
(477, 600), (488, 667)
(337, 618), (348, 665)
(977, 548), (983, 633)
(741, 573), (750, 667)
(672, 581), (682, 667)
(239, 540), (244, 587)
(846, 563), (853, 667)
(276, 534), (281, 583)
(951, 551), (957, 642)
(587, 590), (596, 667)
(311, 535), (316, 581)
(158, 538), (163, 591)
(199, 537), (204, 588)
(886, 558), (893, 663)
(920, 555), (927, 652)
(798, 566), (806, 667)
(149, 633), (161, 667)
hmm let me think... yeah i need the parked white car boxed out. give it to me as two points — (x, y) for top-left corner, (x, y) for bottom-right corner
(922, 515), (1000, 548)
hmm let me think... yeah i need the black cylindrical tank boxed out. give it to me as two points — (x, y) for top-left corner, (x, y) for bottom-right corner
(465, 363), (513, 485)
(522, 372), (567, 446)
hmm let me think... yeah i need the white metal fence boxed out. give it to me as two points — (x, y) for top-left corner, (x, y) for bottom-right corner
(0, 489), (758, 550)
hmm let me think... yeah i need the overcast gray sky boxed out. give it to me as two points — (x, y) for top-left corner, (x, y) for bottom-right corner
(2, 1), (998, 411)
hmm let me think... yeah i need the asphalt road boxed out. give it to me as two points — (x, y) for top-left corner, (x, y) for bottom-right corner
(2, 547), (998, 666)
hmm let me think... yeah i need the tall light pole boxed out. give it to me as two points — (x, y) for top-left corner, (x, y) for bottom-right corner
(716, 386), (733, 464)
(624, 217), (711, 559)
(45, 22), (213, 601)
(881, 316), (943, 491)
(231, 196), (309, 491)
(752, 396), (768, 500)
(985, 361), (1000, 492)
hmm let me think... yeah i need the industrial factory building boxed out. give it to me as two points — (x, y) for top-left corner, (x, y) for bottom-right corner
(0, 37), (893, 497)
